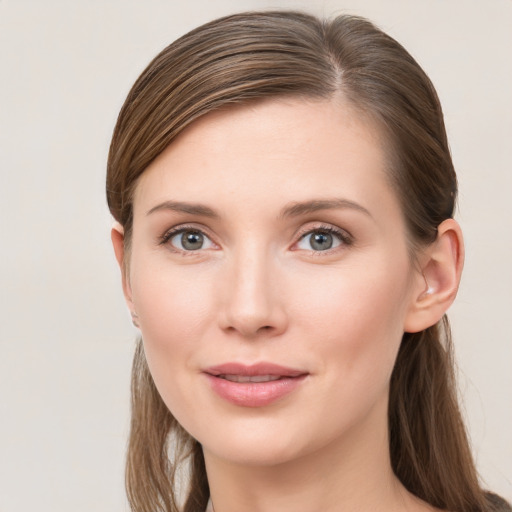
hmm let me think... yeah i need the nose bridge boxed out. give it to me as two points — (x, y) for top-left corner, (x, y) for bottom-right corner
(220, 240), (286, 337)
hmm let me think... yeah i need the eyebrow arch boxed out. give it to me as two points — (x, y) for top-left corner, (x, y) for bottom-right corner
(146, 200), (219, 218)
(280, 198), (372, 219)
(146, 198), (372, 219)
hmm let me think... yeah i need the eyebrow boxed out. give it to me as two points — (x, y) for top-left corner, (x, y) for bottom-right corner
(280, 198), (372, 219)
(146, 198), (372, 219)
(146, 200), (219, 218)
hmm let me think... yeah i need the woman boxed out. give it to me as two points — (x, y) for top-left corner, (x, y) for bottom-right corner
(106, 11), (511, 512)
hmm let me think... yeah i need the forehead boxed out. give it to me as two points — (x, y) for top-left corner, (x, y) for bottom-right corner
(133, 97), (398, 221)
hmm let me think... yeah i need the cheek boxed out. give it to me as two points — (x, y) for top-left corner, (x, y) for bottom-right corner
(295, 262), (410, 381)
(130, 258), (216, 365)
(285, 267), (410, 444)
(296, 259), (410, 335)
(129, 261), (220, 426)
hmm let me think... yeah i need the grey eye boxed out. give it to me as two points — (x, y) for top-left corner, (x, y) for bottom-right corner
(309, 232), (333, 251)
(297, 230), (343, 251)
(170, 230), (213, 251)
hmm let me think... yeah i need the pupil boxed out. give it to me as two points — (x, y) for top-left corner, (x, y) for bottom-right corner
(311, 232), (332, 251)
(182, 231), (203, 250)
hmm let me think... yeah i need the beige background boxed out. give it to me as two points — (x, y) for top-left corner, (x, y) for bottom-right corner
(0, 1), (510, 510)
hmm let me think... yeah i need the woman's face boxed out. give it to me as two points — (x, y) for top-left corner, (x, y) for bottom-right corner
(123, 98), (425, 466)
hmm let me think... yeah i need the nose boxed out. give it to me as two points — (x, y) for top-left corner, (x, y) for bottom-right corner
(218, 246), (288, 339)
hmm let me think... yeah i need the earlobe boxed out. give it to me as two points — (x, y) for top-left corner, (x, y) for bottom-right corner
(111, 222), (135, 310)
(404, 219), (464, 333)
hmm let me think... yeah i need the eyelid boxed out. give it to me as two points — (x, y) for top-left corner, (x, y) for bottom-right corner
(157, 221), (352, 254)
(292, 223), (353, 251)
(158, 223), (219, 252)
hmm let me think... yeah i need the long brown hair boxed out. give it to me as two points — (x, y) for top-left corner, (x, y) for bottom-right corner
(106, 11), (510, 512)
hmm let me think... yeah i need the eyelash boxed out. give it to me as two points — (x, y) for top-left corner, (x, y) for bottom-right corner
(158, 224), (215, 255)
(158, 223), (353, 254)
(294, 224), (353, 252)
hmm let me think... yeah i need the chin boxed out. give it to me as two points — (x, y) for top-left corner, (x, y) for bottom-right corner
(195, 412), (347, 469)
(205, 437), (307, 468)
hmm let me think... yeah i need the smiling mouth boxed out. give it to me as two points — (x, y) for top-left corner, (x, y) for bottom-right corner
(203, 363), (308, 407)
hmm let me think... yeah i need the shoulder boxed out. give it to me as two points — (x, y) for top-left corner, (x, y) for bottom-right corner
(485, 492), (512, 512)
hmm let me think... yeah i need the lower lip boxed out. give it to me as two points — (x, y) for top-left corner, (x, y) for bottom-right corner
(205, 374), (307, 407)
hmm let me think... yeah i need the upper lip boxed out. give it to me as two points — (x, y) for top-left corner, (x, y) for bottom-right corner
(204, 362), (307, 378)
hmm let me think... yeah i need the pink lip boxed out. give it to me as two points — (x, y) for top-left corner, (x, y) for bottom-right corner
(203, 362), (308, 408)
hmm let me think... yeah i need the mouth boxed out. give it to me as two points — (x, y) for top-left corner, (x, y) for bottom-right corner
(203, 362), (308, 407)
(216, 374), (284, 383)
(204, 362), (306, 378)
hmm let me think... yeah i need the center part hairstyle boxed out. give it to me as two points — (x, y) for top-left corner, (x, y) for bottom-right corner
(106, 11), (510, 512)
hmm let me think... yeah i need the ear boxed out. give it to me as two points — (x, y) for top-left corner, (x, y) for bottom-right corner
(404, 218), (464, 333)
(111, 222), (135, 312)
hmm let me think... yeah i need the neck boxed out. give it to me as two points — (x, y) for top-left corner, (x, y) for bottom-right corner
(203, 398), (428, 512)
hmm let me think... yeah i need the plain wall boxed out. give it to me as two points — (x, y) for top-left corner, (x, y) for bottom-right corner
(0, 1), (510, 510)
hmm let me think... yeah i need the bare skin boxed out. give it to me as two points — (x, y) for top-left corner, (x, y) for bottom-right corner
(112, 97), (462, 512)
